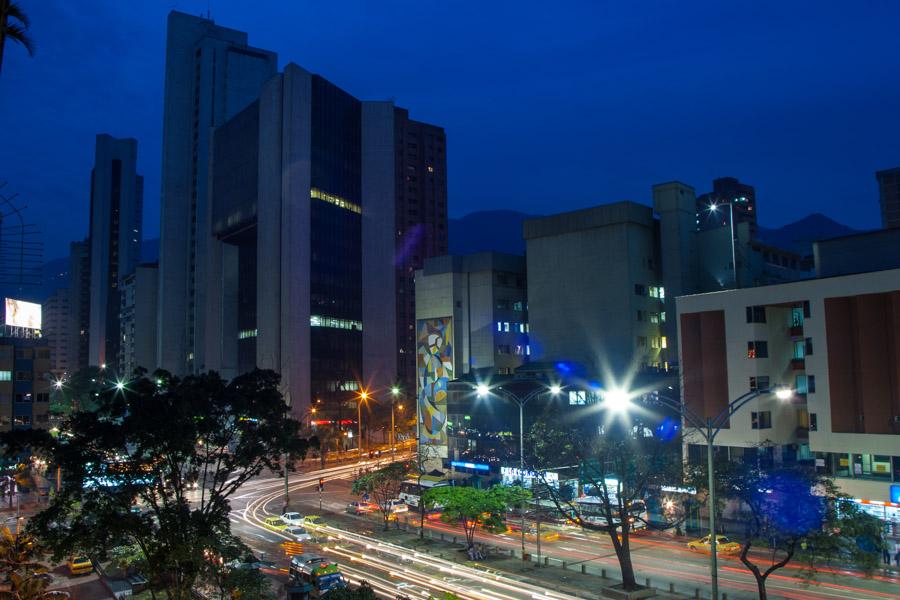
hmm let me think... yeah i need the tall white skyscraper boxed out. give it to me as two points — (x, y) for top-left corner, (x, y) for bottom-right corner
(88, 134), (143, 369)
(157, 11), (277, 374)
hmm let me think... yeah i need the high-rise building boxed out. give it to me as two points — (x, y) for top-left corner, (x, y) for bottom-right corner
(696, 176), (757, 233)
(205, 64), (441, 421)
(68, 240), (90, 372)
(157, 11), (277, 375)
(876, 167), (900, 229)
(0, 299), (51, 431)
(677, 268), (900, 513)
(394, 109), (448, 399)
(119, 264), (159, 377)
(415, 252), (528, 378)
(43, 287), (70, 377)
(87, 134), (143, 370)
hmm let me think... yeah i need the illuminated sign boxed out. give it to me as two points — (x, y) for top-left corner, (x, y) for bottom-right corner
(450, 461), (489, 472)
(501, 466), (559, 489)
(4, 298), (41, 329)
(661, 485), (697, 495)
(891, 486), (900, 504)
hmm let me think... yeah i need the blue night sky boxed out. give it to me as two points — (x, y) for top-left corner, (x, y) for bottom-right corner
(1, 0), (899, 261)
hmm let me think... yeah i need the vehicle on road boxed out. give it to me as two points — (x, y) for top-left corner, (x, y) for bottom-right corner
(346, 501), (376, 515)
(284, 525), (314, 542)
(507, 523), (561, 542)
(395, 582), (431, 597)
(282, 511), (304, 525)
(388, 499), (409, 513)
(67, 556), (93, 576)
(302, 515), (326, 528)
(263, 516), (288, 531)
(398, 476), (449, 509)
(289, 555), (347, 597)
(687, 534), (742, 555)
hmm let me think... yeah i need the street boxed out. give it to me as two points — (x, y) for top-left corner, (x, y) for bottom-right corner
(228, 459), (900, 600)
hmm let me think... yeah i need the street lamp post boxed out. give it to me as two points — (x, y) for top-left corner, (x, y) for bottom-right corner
(608, 384), (793, 600)
(357, 391), (368, 460)
(391, 386), (401, 463)
(475, 382), (562, 561)
(708, 201), (739, 289)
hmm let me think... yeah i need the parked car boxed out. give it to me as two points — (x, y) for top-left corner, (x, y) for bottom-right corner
(67, 556), (93, 576)
(281, 511), (304, 526)
(687, 534), (741, 555)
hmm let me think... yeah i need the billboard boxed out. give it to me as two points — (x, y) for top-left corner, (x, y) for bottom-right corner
(416, 317), (452, 457)
(4, 298), (41, 330)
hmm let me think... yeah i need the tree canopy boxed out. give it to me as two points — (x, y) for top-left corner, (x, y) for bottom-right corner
(2, 368), (310, 600)
(352, 461), (412, 530)
(424, 485), (529, 550)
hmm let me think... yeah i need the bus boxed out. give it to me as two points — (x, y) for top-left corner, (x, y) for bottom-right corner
(573, 497), (649, 532)
(289, 555), (347, 598)
(398, 476), (449, 509)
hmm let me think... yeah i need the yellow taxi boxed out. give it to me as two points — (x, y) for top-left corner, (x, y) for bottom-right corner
(687, 534), (741, 555)
(302, 515), (326, 528)
(263, 516), (288, 532)
(67, 555), (93, 576)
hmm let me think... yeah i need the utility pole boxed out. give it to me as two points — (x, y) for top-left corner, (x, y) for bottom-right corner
(283, 452), (290, 514)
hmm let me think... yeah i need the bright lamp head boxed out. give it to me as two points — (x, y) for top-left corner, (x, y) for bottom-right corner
(475, 384), (490, 397)
(602, 388), (633, 413)
(549, 384), (562, 395)
(774, 387), (793, 400)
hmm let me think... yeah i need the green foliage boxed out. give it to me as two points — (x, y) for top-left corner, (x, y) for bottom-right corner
(325, 581), (378, 599)
(424, 485), (529, 548)
(2, 369), (310, 600)
(109, 543), (146, 574)
(352, 461), (412, 529)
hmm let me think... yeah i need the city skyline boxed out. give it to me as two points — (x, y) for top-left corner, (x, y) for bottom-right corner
(2, 1), (900, 262)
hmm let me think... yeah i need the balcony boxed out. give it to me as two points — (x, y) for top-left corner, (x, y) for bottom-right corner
(790, 358), (805, 371)
(789, 324), (804, 337)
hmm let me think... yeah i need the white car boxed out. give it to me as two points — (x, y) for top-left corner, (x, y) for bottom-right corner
(283, 526), (314, 542)
(389, 499), (409, 513)
(281, 512), (303, 526)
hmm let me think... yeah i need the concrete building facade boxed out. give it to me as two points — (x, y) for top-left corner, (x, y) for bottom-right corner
(394, 110), (448, 400)
(203, 64), (435, 421)
(42, 287), (70, 378)
(876, 166), (900, 229)
(68, 240), (90, 372)
(415, 252), (528, 377)
(157, 11), (277, 376)
(119, 264), (159, 377)
(677, 269), (900, 508)
(87, 134), (143, 370)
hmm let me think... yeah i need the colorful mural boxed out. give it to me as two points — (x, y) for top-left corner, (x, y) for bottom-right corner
(416, 317), (453, 455)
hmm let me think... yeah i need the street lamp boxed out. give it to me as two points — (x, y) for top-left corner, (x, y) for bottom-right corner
(357, 390), (369, 460)
(391, 386), (401, 463)
(608, 384), (793, 600)
(474, 382), (563, 561)
(707, 201), (739, 289)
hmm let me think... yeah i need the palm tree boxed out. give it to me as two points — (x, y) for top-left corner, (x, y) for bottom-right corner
(0, 526), (55, 599)
(0, 0), (36, 75)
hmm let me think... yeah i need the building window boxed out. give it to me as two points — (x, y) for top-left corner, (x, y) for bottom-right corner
(309, 315), (363, 331)
(637, 336), (647, 348)
(35, 393), (48, 403)
(749, 376), (770, 391)
(746, 306), (766, 323)
(793, 340), (806, 359)
(803, 300), (811, 319)
(809, 413), (817, 431)
(648, 286), (665, 299)
(791, 306), (804, 328)
(807, 375), (816, 393)
(513, 301), (524, 311)
(503, 322), (510, 332)
(526, 345), (531, 356)
(0, 371), (10, 381)
(795, 375), (809, 395)
(238, 328), (258, 340)
(660, 311), (666, 323)
(649, 312), (659, 324)
(805, 338), (813, 356)
(751, 411), (772, 429)
(636, 310), (644, 322)
(747, 341), (768, 358)
(661, 336), (668, 349)
(15, 393), (31, 403)
(634, 284), (646, 296)
(568, 390), (587, 405)
(651, 337), (660, 349)
(496, 322), (502, 332)
(15, 371), (31, 381)
(310, 188), (361, 214)
(12, 415), (30, 427)
(497, 345), (511, 355)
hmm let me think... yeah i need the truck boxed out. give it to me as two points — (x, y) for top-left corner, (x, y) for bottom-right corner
(288, 555), (347, 598)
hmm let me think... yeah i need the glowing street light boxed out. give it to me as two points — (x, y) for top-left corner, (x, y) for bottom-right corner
(549, 384), (562, 395)
(114, 380), (126, 392)
(601, 387), (633, 413)
(475, 383), (490, 397)
(774, 386), (793, 401)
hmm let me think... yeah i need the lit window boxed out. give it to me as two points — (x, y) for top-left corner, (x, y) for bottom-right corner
(497, 322), (502, 332)
(568, 391), (587, 405)
(238, 328), (259, 340)
(0, 371), (11, 381)
(311, 188), (361, 214)
(310, 315), (363, 331)
(661, 336), (667, 349)
(503, 322), (510, 332)
(526, 345), (531, 356)
(427, 166), (434, 173)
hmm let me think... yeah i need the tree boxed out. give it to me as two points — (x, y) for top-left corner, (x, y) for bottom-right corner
(718, 463), (884, 600)
(2, 369), (310, 600)
(0, 0), (35, 75)
(0, 526), (52, 599)
(424, 485), (529, 551)
(352, 461), (411, 530)
(527, 416), (683, 593)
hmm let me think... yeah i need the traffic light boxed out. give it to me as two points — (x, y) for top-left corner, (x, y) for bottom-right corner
(318, 478), (324, 492)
